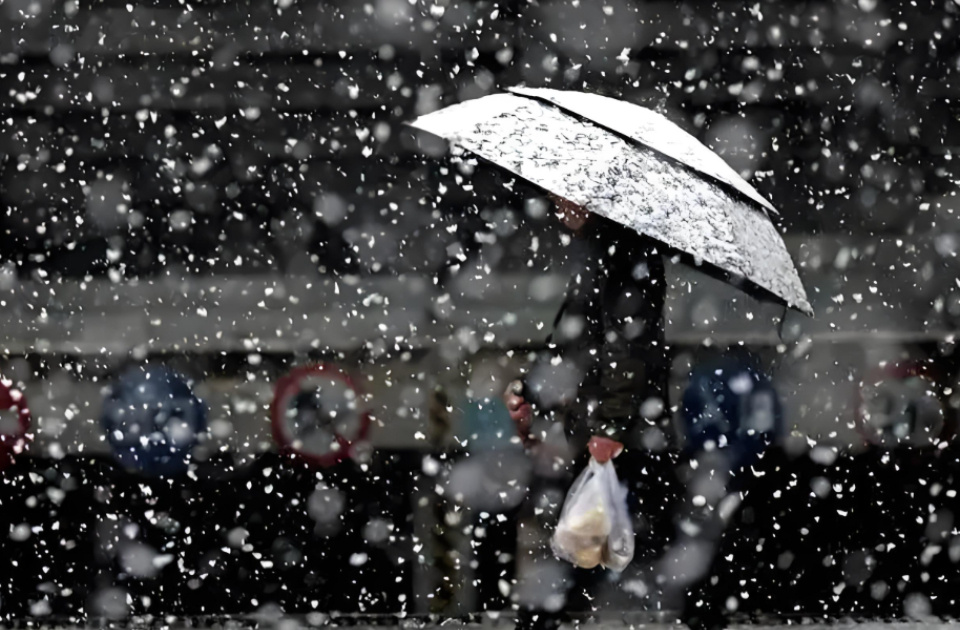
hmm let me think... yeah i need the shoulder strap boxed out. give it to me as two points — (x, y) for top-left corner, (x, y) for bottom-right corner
(545, 295), (571, 346)
(544, 270), (585, 346)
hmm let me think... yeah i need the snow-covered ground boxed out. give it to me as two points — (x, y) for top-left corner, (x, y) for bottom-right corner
(9, 615), (954, 630)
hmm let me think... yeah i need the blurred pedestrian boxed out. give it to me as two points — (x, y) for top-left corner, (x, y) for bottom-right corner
(503, 194), (674, 629)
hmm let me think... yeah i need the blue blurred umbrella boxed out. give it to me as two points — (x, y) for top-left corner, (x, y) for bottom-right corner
(101, 366), (206, 476)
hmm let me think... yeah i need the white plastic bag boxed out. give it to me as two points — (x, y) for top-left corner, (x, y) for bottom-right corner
(551, 458), (635, 571)
(601, 459), (635, 572)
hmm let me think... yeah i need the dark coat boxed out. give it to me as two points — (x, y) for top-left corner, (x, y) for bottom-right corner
(522, 217), (669, 453)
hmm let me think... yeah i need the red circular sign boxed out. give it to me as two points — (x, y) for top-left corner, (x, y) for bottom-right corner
(855, 361), (946, 449)
(0, 377), (31, 471)
(270, 364), (371, 467)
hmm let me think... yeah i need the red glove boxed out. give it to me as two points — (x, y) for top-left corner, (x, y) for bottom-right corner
(588, 436), (623, 464)
(503, 380), (536, 447)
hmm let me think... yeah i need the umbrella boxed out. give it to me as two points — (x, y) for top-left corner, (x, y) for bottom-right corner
(407, 87), (812, 316)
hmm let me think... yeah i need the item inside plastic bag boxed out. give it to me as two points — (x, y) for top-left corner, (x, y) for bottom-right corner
(550, 457), (635, 571)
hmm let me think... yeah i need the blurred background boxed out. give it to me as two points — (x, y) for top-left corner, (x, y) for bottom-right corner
(1, 0), (960, 624)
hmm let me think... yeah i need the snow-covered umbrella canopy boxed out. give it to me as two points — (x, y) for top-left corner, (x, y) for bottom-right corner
(408, 87), (812, 316)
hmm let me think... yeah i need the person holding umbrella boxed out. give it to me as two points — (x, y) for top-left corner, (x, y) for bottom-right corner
(503, 192), (668, 464)
(408, 87), (812, 629)
(501, 193), (676, 630)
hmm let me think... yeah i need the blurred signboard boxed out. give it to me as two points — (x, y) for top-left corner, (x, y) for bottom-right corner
(100, 366), (206, 476)
(0, 377), (30, 471)
(270, 364), (371, 467)
(680, 355), (783, 467)
(856, 361), (946, 449)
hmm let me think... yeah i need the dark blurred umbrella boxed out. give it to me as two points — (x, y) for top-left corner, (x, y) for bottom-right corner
(408, 87), (812, 315)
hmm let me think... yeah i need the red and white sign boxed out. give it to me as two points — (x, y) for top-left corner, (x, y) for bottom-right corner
(0, 377), (30, 471)
(270, 364), (371, 467)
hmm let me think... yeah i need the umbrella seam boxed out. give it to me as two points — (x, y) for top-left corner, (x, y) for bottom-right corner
(508, 87), (779, 218)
